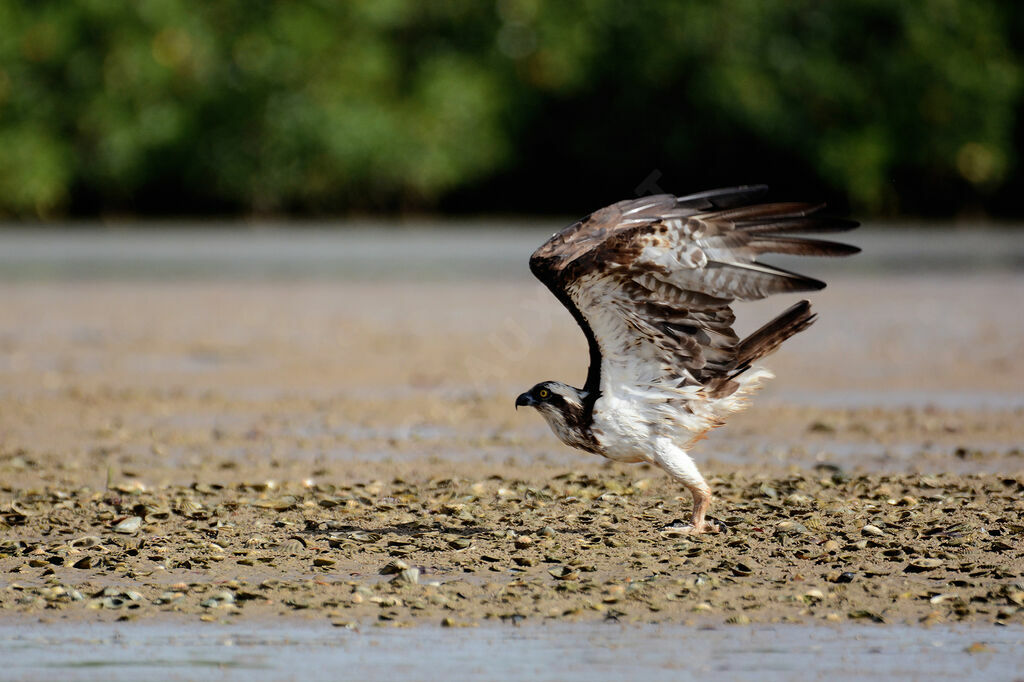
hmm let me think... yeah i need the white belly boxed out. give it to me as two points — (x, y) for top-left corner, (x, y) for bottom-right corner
(590, 366), (775, 462)
(590, 394), (668, 463)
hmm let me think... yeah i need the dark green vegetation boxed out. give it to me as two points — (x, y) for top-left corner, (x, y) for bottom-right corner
(1, 1), (1021, 218)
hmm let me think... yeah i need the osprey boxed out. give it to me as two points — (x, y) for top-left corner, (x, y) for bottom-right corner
(516, 186), (858, 534)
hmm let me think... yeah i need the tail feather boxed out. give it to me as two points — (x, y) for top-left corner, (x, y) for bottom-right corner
(732, 300), (816, 373)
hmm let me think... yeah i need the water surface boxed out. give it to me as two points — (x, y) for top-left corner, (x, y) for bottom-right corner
(2, 621), (1021, 682)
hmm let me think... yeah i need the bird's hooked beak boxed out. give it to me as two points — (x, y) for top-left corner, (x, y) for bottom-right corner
(515, 392), (536, 410)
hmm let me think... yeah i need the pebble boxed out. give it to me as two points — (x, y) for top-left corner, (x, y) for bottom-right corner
(390, 568), (420, 586)
(112, 517), (142, 534)
(1, 468), (1019, 629)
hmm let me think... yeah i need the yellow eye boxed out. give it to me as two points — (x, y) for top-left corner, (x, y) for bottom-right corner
(538, 389), (549, 399)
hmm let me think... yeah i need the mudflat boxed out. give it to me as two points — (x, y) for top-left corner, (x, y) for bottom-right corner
(1, 273), (1022, 628)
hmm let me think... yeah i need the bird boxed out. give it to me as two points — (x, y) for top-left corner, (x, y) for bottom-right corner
(516, 185), (858, 534)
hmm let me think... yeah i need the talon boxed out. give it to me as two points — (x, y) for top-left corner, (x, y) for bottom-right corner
(701, 517), (726, 534)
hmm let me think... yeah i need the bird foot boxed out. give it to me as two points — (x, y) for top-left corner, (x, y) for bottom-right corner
(660, 517), (725, 535)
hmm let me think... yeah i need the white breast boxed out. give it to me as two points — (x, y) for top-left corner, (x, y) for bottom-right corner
(590, 392), (651, 463)
(592, 366), (775, 462)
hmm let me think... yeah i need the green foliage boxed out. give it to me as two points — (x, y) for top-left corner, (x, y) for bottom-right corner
(0, 0), (1020, 217)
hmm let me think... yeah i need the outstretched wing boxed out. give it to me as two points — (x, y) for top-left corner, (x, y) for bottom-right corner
(529, 186), (858, 403)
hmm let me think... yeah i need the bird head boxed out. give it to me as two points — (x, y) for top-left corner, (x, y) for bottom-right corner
(515, 381), (591, 447)
(516, 378), (589, 421)
(515, 381), (581, 411)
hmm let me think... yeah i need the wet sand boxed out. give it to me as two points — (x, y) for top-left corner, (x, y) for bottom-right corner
(2, 271), (1022, 633)
(3, 461), (1023, 629)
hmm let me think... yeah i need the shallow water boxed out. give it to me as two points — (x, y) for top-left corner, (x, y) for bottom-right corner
(0, 224), (1021, 281)
(1, 621), (1021, 682)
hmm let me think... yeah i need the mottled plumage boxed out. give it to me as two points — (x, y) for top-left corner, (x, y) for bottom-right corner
(517, 186), (858, 533)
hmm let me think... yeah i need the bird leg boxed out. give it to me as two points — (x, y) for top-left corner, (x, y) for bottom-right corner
(652, 438), (722, 535)
(683, 482), (720, 534)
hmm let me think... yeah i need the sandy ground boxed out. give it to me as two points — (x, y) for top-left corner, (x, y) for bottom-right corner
(1, 274), (1023, 628)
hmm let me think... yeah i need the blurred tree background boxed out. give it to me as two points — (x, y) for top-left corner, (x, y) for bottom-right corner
(0, 0), (1021, 219)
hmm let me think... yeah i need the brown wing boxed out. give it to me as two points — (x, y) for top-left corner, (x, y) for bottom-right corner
(529, 186), (858, 399)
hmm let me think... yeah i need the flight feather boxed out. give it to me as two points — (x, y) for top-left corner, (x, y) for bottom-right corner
(529, 186), (859, 403)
